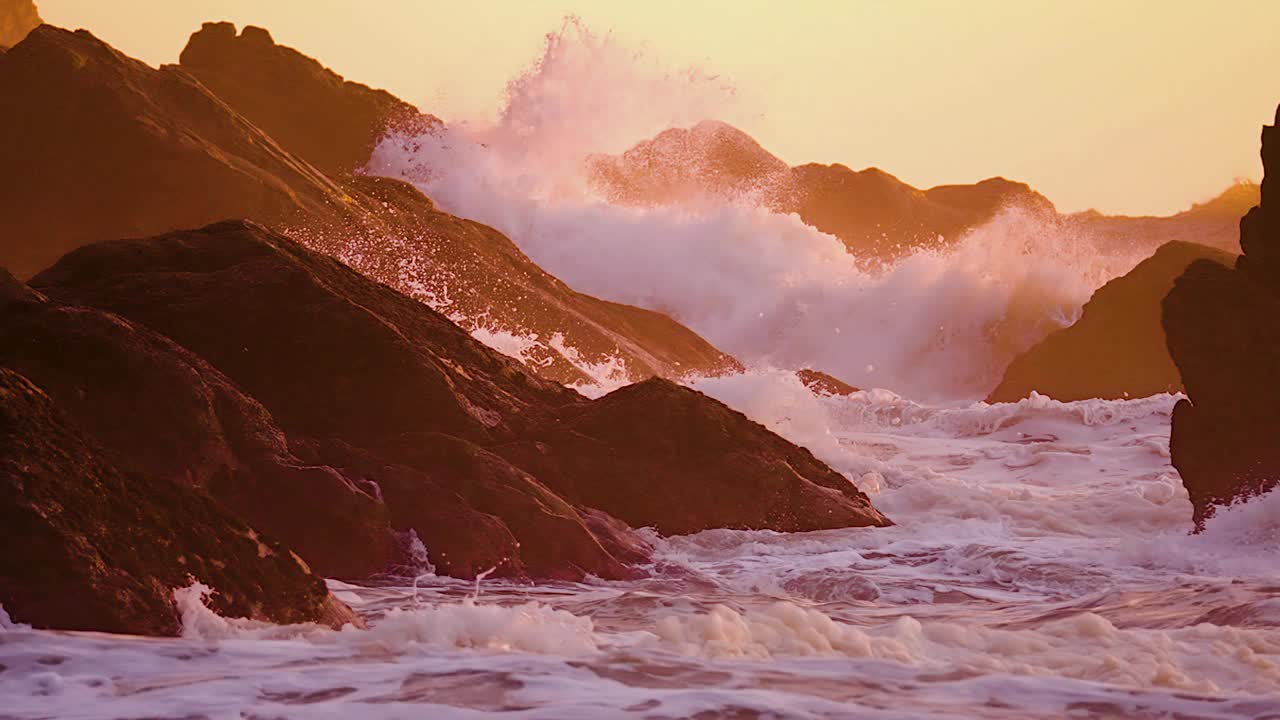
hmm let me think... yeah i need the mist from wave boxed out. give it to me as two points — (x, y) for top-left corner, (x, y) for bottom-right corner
(369, 20), (1149, 401)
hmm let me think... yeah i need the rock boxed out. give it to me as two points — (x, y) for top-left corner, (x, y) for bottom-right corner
(33, 221), (578, 444)
(33, 222), (888, 569)
(1162, 103), (1280, 527)
(588, 122), (1055, 258)
(301, 174), (743, 386)
(787, 167), (1053, 258)
(495, 377), (890, 534)
(0, 0), (38, 50)
(338, 432), (648, 580)
(0, 25), (350, 280)
(0, 269), (393, 578)
(988, 240), (1235, 403)
(174, 23), (740, 386)
(591, 121), (1249, 261)
(0, 23), (739, 386)
(587, 120), (790, 206)
(179, 22), (438, 176)
(0, 367), (359, 635)
(25, 222), (645, 580)
(797, 368), (860, 396)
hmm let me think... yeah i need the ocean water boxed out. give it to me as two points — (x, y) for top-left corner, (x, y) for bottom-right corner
(6, 20), (1275, 720)
(4, 387), (1278, 719)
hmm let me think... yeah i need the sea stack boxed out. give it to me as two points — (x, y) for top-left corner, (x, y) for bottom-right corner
(1162, 103), (1280, 527)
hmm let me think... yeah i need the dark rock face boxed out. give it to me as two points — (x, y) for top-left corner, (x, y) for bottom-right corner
(0, 367), (358, 635)
(179, 22), (438, 176)
(26, 222), (641, 581)
(0, 23), (738, 386)
(31, 222), (886, 578)
(0, 268), (392, 578)
(496, 378), (890, 535)
(0, 25), (348, 279)
(1163, 104), (1280, 527)
(989, 241), (1235, 404)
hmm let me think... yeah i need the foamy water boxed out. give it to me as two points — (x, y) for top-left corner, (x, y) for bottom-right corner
(3, 386), (1278, 719)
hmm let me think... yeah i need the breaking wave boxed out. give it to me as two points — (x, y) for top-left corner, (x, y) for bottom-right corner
(370, 20), (1148, 401)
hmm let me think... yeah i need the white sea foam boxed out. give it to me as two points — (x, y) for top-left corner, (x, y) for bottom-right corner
(0, 603), (26, 631)
(4, 387), (1277, 718)
(174, 581), (598, 655)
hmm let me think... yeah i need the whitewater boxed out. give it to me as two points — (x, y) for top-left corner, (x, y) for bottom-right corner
(4, 387), (1279, 718)
(3, 21), (1276, 720)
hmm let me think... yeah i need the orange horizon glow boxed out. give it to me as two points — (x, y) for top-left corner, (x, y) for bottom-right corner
(36, 0), (1280, 217)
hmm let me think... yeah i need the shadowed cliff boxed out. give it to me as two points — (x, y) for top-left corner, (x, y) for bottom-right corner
(1163, 103), (1280, 528)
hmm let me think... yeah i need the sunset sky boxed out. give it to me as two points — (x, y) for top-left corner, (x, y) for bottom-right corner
(38, 0), (1280, 216)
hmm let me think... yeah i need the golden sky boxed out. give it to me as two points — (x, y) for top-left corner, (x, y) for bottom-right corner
(37, 0), (1280, 216)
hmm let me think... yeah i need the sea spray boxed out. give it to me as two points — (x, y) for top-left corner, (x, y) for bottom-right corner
(369, 23), (1149, 401)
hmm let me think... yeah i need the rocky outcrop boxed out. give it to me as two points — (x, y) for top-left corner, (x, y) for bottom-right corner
(591, 121), (1249, 261)
(0, 25), (351, 280)
(0, 0), (38, 50)
(588, 121), (1055, 258)
(0, 24), (738, 386)
(797, 368), (860, 396)
(787, 168), (1053, 258)
(0, 367), (358, 635)
(988, 241), (1235, 404)
(179, 22), (437, 176)
(588, 121), (790, 206)
(298, 174), (742, 386)
(29, 222), (888, 576)
(496, 377), (888, 534)
(0, 268), (393, 579)
(1163, 104), (1280, 527)
(23, 223), (645, 581)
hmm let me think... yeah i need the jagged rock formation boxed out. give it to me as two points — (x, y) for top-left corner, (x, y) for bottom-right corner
(591, 121), (1250, 260)
(988, 241), (1235, 403)
(22, 223), (649, 582)
(0, 0), (38, 50)
(296, 174), (742, 385)
(797, 368), (860, 396)
(588, 120), (1055, 258)
(787, 168), (1053, 258)
(1163, 104), (1280, 527)
(496, 376), (887, 534)
(23, 222), (887, 581)
(0, 24), (738, 385)
(0, 25), (349, 279)
(0, 366), (359, 635)
(179, 22), (438, 176)
(0, 268), (393, 579)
